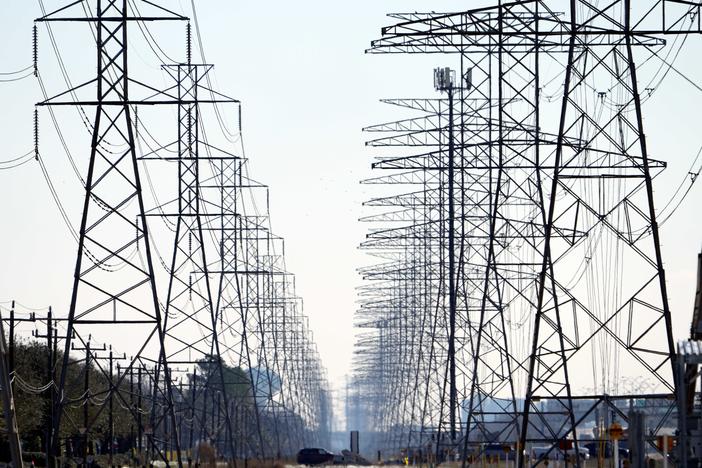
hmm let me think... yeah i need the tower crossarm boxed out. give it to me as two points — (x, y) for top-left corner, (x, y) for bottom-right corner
(369, 0), (702, 54)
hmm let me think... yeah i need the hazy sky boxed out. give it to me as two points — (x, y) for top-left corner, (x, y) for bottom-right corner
(1, 0), (701, 401)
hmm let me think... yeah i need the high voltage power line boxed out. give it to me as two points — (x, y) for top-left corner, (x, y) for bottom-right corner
(352, 2), (702, 465)
(1, 1), (332, 466)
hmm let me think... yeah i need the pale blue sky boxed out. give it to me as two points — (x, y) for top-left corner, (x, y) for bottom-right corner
(0, 1), (700, 397)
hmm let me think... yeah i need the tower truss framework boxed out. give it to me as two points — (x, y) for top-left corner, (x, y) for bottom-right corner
(34, 1), (331, 465)
(355, 1), (702, 465)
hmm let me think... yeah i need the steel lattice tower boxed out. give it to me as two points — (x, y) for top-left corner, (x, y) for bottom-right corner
(36, 1), (188, 464)
(356, 1), (702, 466)
(151, 62), (238, 459)
(27, 1), (347, 464)
(204, 102), (332, 457)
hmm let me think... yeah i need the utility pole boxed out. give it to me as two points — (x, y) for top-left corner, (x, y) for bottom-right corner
(9, 303), (13, 376)
(48, 310), (55, 467)
(33, 308), (60, 468)
(83, 341), (91, 465)
(190, 367), (197, 459)
(69, 338), (104, 467)
(137, 365), (143, 463)
(109, 346), (113, 466)
(86, 345), (124, 467)
(0, 311), (24, 467)
(6, 301), (37, 377)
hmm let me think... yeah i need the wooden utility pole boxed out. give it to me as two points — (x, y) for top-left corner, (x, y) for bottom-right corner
(0, 311), (24, 467)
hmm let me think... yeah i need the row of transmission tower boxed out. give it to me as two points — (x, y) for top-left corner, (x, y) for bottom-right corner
(11, 1), (333, 466)
(352, 1), (702, 466)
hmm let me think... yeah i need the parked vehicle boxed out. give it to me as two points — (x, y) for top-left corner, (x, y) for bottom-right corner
(296, 447), (335, 465)
(483, 444), (507, 458)
(532, 446), (590, 461)
(566, 446), (591, 460)
(481, 443), (521, 460)
(583, 441), (629, 459)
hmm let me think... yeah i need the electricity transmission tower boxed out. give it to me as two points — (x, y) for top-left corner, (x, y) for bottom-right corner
(356, 1), (702, 466)
(153, 62), (238, 459)
(35, 1), (188, 464)
(25, 0), (332, 465)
